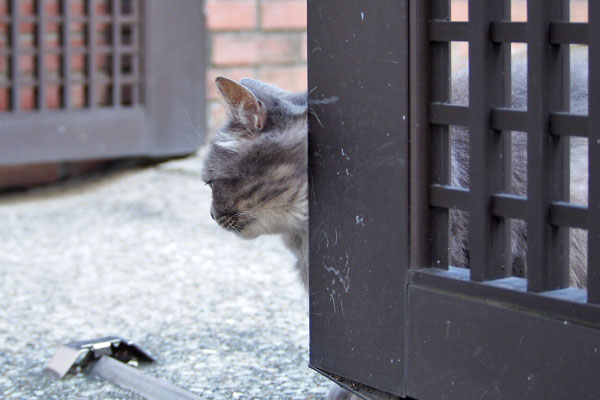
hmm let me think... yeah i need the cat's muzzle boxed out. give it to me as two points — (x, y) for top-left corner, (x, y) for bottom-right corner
(214, 211), (253, 236)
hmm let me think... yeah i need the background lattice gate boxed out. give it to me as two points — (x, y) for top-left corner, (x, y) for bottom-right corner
(0, 0), (204, 166)
(308, 1), (600, 399)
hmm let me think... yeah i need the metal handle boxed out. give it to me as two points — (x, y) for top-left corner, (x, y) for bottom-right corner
(90, 356), (202, 400)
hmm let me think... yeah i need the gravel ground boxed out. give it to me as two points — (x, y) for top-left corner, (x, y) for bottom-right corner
(0, 151), (330, 399)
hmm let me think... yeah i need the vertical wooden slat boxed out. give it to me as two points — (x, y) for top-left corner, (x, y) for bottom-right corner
(409, 0), (432, 269)
(62, 0), (71, 109)
(526, 0), (570, 292)
(131, 0), (139, 105)
(36, 0), (46, 110)
(430, 0), (451, 270)
(502, 1), (513, 274)
(10, 0), (19, 110)
(87, 0), (96, 108)
(112, 0), (120, 107)
(468, 0), (511, 281)
(588, 0), (600, 302)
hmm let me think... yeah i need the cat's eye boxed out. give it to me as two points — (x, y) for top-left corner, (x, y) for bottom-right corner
(205, 180), (214, 188)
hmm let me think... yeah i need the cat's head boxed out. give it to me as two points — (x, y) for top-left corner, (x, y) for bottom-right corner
(202, 77), (308, 240)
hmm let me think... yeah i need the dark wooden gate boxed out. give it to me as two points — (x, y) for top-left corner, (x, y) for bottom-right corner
(0, 0), (205, 166)
(308, 1), (600, 399)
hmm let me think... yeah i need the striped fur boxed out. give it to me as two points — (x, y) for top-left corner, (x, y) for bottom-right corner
(202, 78), (309, 287)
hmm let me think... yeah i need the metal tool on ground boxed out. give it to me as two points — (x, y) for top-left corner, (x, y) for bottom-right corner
(45, 336), (202, 400)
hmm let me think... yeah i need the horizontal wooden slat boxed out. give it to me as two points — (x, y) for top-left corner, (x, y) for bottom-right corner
(550, 22), (588, 45)
(429, 185), (469, 210)
(429, 103), (469, 126)
(0, 109), (146, 166)
(410, 267), (599, 328)
(550, 202), (589, 229)
(550, 112), (588, 137)
(491, 193), (528, 220)
(490, 21), (527, 43)
(490, 108), (528, 131)
(429, 21), (469, 42)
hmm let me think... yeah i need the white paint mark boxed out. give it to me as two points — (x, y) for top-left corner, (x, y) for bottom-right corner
(345, 168), (350, 176)
(361, 11), (365, 22)
(355, 215), (365, 225)
(321, 230), (330, 248)
(323, 260), (351, 293)
(402, 115), (406, 120)
(329, 292), (337, 313)
(341, 148), (350, 160)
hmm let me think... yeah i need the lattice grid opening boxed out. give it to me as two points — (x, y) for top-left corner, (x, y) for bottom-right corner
(0, 0), (142, 112)
(412, 0), (600, 313)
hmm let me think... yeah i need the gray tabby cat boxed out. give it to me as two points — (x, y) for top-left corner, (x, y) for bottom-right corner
(449, 52), (588, 288)
(202, 77), (359, 400)
(202, 57), (589, 398)
(202, 77), (309, 287)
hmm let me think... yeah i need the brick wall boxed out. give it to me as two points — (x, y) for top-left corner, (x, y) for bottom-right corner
(205, 0), (308, 135)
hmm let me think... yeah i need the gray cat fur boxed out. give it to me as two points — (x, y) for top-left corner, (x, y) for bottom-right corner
(449, 49), (588, 288)
(202, 55), (589, 399)
(202, 77), (310, 288)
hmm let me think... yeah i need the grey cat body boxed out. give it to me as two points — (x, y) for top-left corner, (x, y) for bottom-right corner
(202, 77), (310, 287)
(202, 57), (589, 398)
(449, 52), (588, 287)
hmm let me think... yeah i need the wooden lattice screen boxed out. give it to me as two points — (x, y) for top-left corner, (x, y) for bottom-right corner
(0, 0), (142, 112)
(0, 0), (204, 168)
(309, 1), (600, 399)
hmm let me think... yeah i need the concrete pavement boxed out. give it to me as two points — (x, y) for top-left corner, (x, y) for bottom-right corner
(0, 150), (329, 399)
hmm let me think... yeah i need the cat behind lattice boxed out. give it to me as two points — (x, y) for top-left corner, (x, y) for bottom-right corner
(201, 61), (588, 398)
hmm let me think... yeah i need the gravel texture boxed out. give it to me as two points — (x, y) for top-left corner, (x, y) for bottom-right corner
(0, 151), (330, 399)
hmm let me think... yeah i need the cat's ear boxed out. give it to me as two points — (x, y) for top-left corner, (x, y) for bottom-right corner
(215, 77), (267, 133)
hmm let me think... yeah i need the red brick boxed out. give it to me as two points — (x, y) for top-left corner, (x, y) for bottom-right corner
(19, 55), (35, 75)
(45, 85), (61, 109)
(261, 0), (306, 30)
(44, 54), (60, 73)
(257, 65), (307, 92)
(70, 0), (86, 15)
(208, 100), (228, 136)
(45, 0), (60, 16)
(571, 1), (587, 23)
(0, 0), (8, 15)
(0, 25), (8, 46)
(71, 22), (86, 47)
(20, 86), (35, 110)
(207, 67), (257, 99)
(0, 163), (62, 190)
(19, 0), (34, 16)
(0, 55), (6, 76)
(206, 0), (257, 31)
(512, 1), (527, 22)
(45, 22), (61, 47)
(71, 54), (86, 72)
(451, 0), (467, 22)
(212, 33), (299, 66)
(96, 0), (111, 15)
(19, 22), (35, 48)
(71, 84), (86, 108)
(0, 87), (8, 111)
